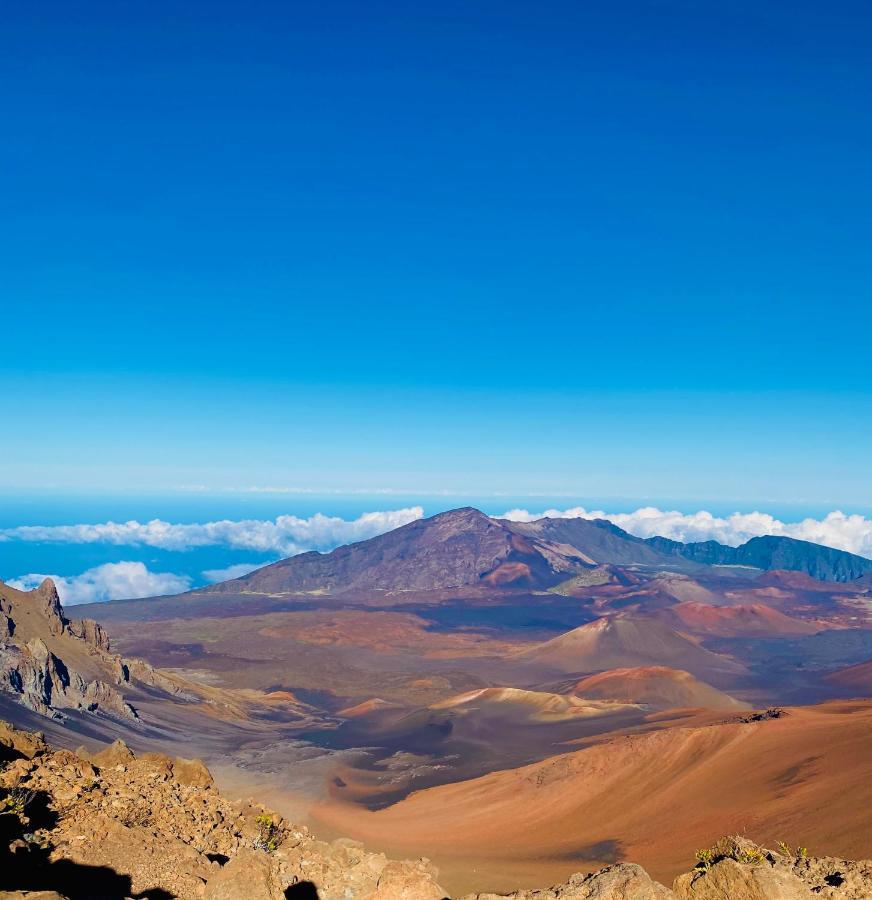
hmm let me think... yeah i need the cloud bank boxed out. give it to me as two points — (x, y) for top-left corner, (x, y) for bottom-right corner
(501, 506), (872, 559)
(8, 562), (192, 606)
(201, 562), (269, 583)
(0, 507), (424, 556)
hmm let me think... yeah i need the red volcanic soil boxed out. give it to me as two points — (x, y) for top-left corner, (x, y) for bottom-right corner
(336, 698), (405, 717)
(824, 659), (872, 692)
(517, 615), (745, 678)
(572, 666), (748, 710)
(755, 570), (861, 593)
(664, 601), (819, 637)
(483, 562), (533, 586)
(312, 700), (872, 895)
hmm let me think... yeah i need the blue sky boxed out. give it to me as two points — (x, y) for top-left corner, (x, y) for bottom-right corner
(3, 1), (872, 506)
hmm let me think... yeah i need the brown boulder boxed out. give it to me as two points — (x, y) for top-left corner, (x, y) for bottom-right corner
(204, 850), (283, 900)
(90, 739), (136, 767)
(173, 756), (214, 788)
(0, 721), (47, 759)
(0, 893), (69, 899)
(370, 859), (446, 899)
(465, 863), (674, 899)
(673, 857), (815, 900)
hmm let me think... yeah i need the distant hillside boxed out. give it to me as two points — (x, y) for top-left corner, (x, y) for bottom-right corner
(571, 666), (749, 711)
(517, 615), (746, 679)
(645, 533), (872, 582)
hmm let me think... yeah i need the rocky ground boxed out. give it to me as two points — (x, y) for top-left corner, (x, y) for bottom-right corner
(3, 720), (872, 900)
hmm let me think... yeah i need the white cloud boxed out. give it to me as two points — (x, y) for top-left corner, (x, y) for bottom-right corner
(500, 507), (872, 559)
(0, 507), (424, 556)
(8, 562), (191, 606)
(202, 562), (268, 583)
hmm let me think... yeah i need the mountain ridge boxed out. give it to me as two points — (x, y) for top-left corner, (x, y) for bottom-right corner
(198, 507), (872, 597)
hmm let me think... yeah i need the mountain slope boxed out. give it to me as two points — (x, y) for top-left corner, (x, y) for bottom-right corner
(429, 686), (641, 722)
(0, 578), (320, 741)
(645, 534), (872, 582)
(501, 517), (700, 571)
(205, 508), (602, 595)
(311, 701), (872, 891)
(197, 507), (872, 599)
(660, 601), (820, 637)
(517, 615), (746, 678)
(824, 659), (872, 692)
(571, 666), (749, 710)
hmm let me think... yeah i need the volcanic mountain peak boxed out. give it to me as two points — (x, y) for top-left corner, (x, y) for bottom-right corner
(191, 505), (872, 601)
(207, 506), (606, 595)
(205, 507), (704, 597)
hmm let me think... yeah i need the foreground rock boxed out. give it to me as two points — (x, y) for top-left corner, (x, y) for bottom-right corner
(463, 863), (674, 898)
(0, 720), (444, 899)
(673, 837), (872, 900)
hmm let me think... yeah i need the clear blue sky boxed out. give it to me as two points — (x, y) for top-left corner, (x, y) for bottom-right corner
(3, 1), (871, 504)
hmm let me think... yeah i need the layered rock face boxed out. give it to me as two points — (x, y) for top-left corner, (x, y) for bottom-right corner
(0, 579), (178, 722)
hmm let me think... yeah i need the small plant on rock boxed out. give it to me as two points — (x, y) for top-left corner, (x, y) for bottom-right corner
(695, 847), (715, 869)
(736, 846), (767, 866)
(254, 813), (282, 853)
(777, 841), (808, 860)
(0, 787), (35, 819)
(694, 836), (768, 870)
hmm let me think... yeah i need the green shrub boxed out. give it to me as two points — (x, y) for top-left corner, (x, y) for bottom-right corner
(694, 836), (768, 869)
(254, 813), (282, 853)
(777, 841), (809, 860)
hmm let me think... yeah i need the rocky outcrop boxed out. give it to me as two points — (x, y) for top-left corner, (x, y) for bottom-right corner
(674, 857), (815, 899)
(458, 836), (872, 900)
(124, 655), (195, 698)
(0, 598), (13, 641)
(31, 581), (65, 638)
(0, 579), (188, 722)
(465, 863), (674, 898)
(672, 837), (872, 900)
(0, 637), (136, 721)
(67, 618), (111, 652)
(0, 720), (446, 899)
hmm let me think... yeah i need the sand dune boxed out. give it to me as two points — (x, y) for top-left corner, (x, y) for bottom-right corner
(430, 686), (640, 722)
(312, 701), (872, 895)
